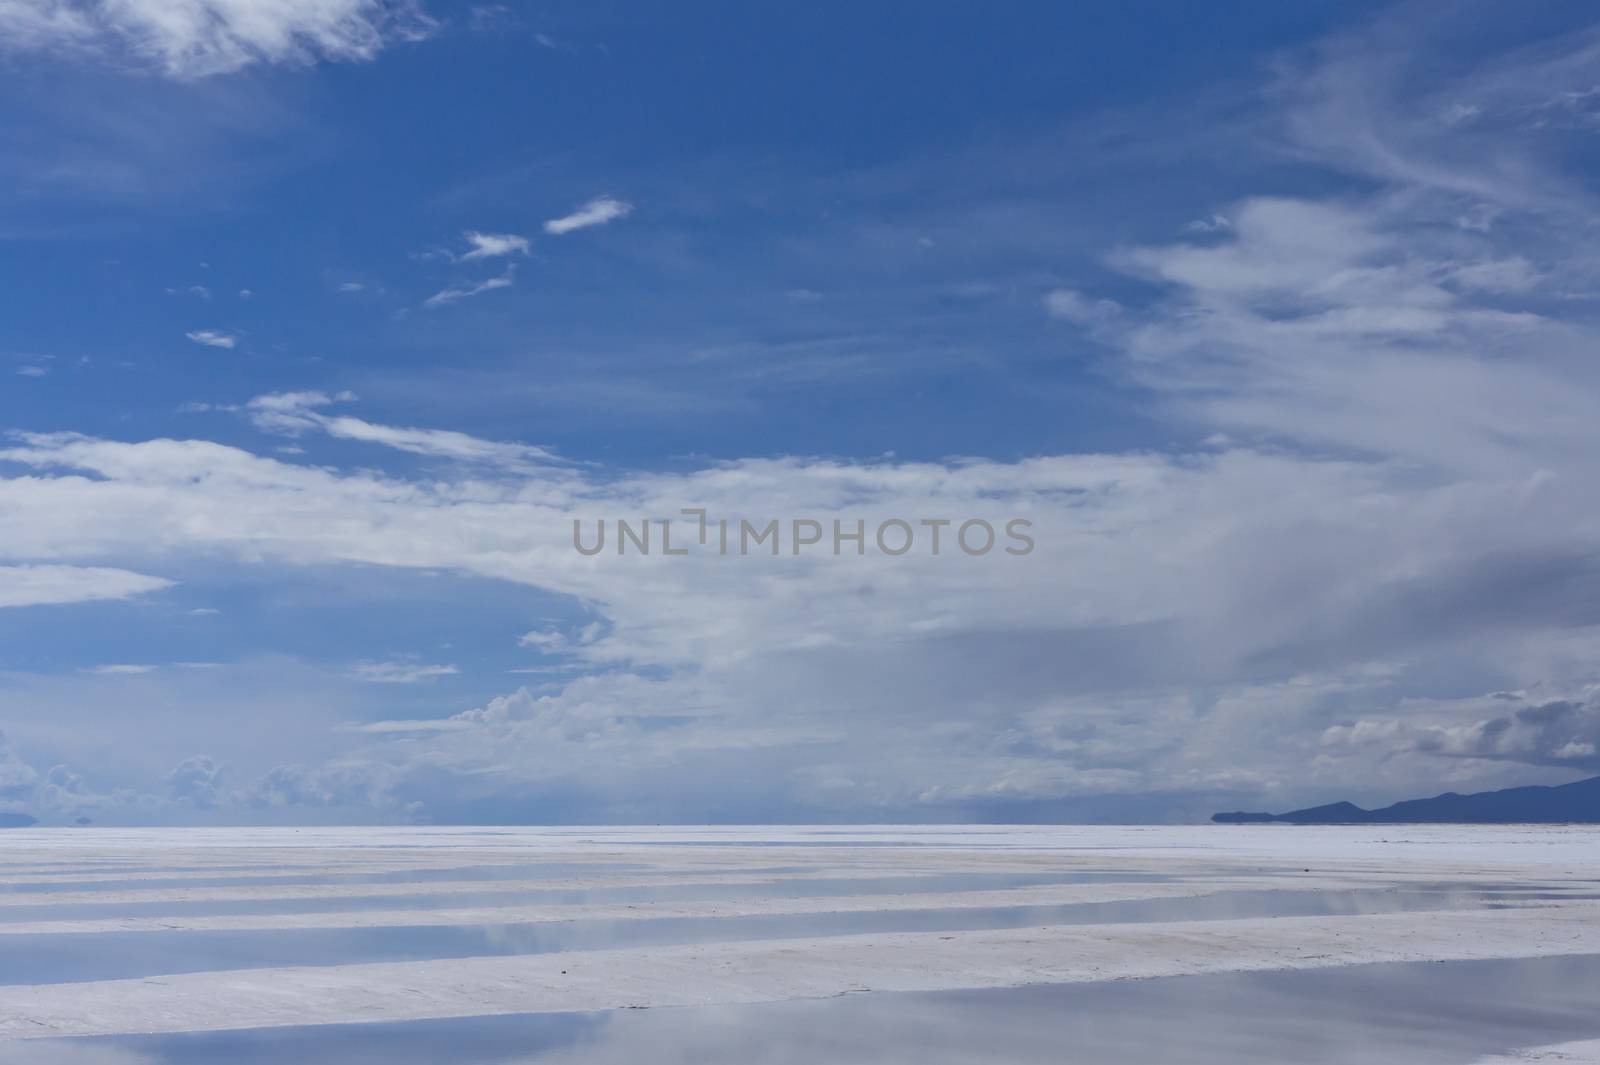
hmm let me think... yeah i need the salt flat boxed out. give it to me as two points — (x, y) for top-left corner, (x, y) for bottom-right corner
(1473, 1042), (1600, 1064)
(0, 825), (1596, 1052)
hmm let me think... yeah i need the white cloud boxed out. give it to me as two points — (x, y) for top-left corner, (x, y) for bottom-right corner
(243, 389), (354, 431)
(518, 628), (570, 651)
(341, 717), (473, 733)
(79, 663), (157, 675)
(0, 0), (95, 51)
(12, 9), (1600, 823)
(544, 196), (632, 235)
(423, 267), (514, 308)
(348, 660), (459, 684)
(468, 5), (511, 32)
(459, 231), (529, 261)
(245, 390), (561, 468)
(1182, 214), (1232, 234)
(16, 366), (47, 378)
(1277, 9), (1600, 212)
(184, 329), (236, 349)
(1108, 193), (1593, 478)
(0, 564), (173, 608)
(1445, 256), (1541, 294)
(414, 233), (527, 307)
(317, 414), (559, 465)
(1, 392), (1595, 819)
(10, 140), (1600, 819)
(0, 0), (437, 78)
(1043, 288), (1120, 325)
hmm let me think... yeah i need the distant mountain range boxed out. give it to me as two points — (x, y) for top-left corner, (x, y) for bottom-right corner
(1214, 774), (1600, 824)
(0, 812), (37, 828)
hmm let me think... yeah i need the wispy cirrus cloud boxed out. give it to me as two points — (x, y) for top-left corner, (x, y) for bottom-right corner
(0, 0), (437, 78)
(1043, 288), (1120, 326)
(459, 231), (529, 260)
(544, 196), (632, 235)
(0, 0), (95, 51)
(422, 266), (514, 308)
(0, 564), (172, 608)
(245, 390), (563, 469)
(348, 660), (459, 684)
(184, 329), (236, 349)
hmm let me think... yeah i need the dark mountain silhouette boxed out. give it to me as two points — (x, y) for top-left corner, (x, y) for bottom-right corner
(1214, 775), (1600, 824)
(0, 812), (37, 829)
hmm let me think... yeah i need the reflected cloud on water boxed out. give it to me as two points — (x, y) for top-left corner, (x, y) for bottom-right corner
(0, 887), (1507, 985)
(19, 954), (1600, 1065)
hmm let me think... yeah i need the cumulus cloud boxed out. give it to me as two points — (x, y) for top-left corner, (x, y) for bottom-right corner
(251, 759), (399, 809)
(165, 755), (231, 808)
(1324, 694), (1600, 773)
(0, 0), (437, 78)
(0, 732), (41, 805)
(543, 196), (632, 235)
(0, 731), (120, 824)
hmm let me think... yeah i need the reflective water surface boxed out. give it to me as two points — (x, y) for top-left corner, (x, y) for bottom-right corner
(0, 870), (1167, 924)
(4, 885), (1520, 985)
(23, 954), (1600, 1064)
(0, 862), (654, 894)
(5, 827), (1598, 1061)
(0, 886), (1516, 985)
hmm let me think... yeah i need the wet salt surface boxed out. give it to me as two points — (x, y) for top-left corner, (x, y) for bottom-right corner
(0, 862), (656, 894)
(31, 954), (1600, 1065)
(5, 827), (1599, 1053)
(0, 887), (1527, 985)
(0, 871), (1167, 924)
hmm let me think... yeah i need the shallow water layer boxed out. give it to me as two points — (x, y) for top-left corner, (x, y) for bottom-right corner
(28, 953), (1600, 1064)
(0, 870), (1166, 924)
(0, 886), (1521, 985)
(0, 862), (656, 894)
(0, 857), (662, 889)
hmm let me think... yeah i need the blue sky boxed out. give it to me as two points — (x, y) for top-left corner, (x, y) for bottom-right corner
(5, 1), (1600, 825)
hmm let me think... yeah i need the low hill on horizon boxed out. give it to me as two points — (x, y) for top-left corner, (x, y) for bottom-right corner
(1214, 774), (1600, 824)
